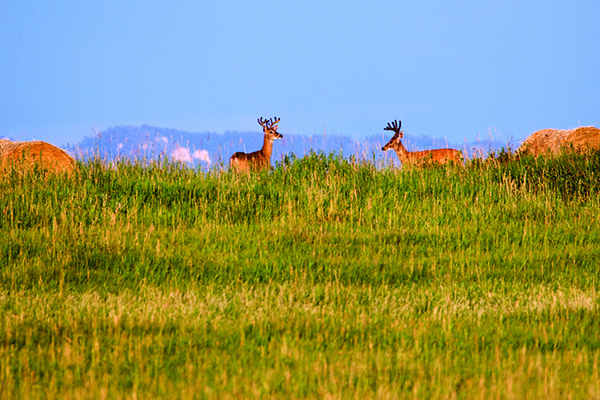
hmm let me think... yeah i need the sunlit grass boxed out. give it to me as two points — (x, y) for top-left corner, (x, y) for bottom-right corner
(1, 150), (600, 398)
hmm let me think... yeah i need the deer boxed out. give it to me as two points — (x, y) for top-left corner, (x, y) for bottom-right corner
(229, 117), (283, 172)
(381, 120), (463, 166)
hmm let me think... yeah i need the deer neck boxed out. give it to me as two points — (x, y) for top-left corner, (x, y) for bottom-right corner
(260, 134), (274, 160)
(394, 141), (411, 162)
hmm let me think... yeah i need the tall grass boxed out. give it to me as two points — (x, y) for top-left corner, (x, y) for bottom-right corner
(1, 150), (600, 399)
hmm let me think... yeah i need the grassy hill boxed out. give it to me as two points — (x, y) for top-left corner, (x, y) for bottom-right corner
(1, 151), (599, 398)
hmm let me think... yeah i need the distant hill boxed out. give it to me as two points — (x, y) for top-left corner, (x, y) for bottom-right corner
(65, 124), (510, 169)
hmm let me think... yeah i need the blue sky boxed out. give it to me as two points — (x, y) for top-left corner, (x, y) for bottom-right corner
(1, 1), (599, 147)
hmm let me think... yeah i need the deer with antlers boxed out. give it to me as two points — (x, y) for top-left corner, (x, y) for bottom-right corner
(381, 120), (463, 166)
(229, 117), (283, 172)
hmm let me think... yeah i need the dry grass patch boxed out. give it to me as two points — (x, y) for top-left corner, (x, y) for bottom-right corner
(518, 126), (600, 156)
(0, 139), (75, 175)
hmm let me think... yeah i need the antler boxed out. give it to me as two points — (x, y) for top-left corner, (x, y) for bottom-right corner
(384, 120), (401, 133)
(258, 117), (280, 128)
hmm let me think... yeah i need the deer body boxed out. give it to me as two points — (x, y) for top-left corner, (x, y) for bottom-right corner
(382, 120), (462, 166)
(229, 117), (283, 172)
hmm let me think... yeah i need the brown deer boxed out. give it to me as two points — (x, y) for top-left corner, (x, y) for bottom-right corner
(381, 120), (463, 165)
(229, 117), (283, 172)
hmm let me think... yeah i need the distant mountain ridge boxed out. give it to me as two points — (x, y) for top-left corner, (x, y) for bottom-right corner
(65, 124), (510, 169)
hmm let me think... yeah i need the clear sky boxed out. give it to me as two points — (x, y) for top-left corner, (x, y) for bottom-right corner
(1, 1), (599, 147)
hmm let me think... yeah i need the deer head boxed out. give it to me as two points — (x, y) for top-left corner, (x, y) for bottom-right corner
(258, 117), (283, 141)
(382, 120), (404, 151)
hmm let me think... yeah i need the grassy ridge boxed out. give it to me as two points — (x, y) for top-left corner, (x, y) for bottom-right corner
(1, 151), (600, 398)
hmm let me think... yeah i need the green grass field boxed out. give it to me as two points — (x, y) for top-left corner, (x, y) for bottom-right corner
(1, 150), (600, 399)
